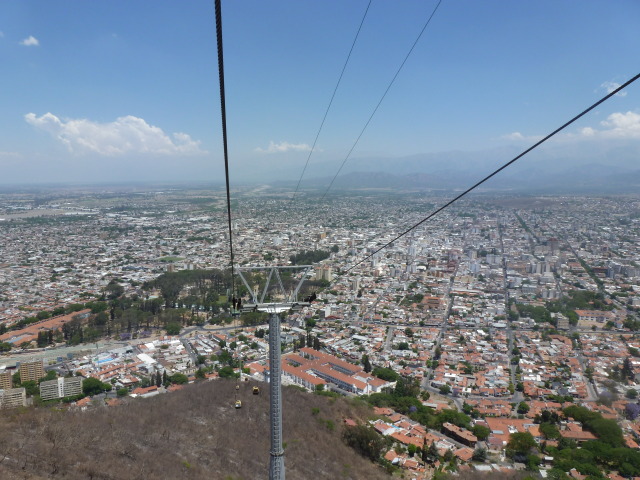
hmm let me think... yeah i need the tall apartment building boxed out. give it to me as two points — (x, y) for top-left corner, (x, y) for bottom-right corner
(315, 266), (333, 282)
(0, 368), (12, 390)
(0, 387), (27, 408)
(39, 377), (83, 401)
(19, 360), (44, 383)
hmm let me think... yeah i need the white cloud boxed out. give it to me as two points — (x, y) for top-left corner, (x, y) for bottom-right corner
(501, 132), (542, 142)
(254, 140), (312, 154)
(566, 111), (640, 140)
(25, 112), (206, 156)
(598, 111), (640, 138)
(20, 35), (39, 46)
(503, 111), (640, 144)
(601, 81), (628, 97)
(0, 151), (20, 157)
(503, 132), (524, 141)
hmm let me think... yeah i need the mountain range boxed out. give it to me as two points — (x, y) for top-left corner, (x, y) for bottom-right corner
(247, 141), (640, 193)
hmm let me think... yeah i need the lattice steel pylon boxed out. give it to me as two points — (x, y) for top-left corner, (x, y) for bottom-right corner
(236, 266), (313, 480)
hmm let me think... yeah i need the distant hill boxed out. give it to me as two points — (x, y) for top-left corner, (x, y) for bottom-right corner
(255, 140), (640, 194)
(288, 171), (458, 190)
(274, 166), (640, 194)
(0, 380), (391, 480)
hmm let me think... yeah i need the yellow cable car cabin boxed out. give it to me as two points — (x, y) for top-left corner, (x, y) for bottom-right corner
(235, 400), (242, 409)
(252, 386), (260, 395)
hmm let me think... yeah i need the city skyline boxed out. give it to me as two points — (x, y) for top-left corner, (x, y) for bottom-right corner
(1, 186), (639, 478)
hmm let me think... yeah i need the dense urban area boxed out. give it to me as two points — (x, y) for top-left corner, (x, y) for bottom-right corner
(0, 186), (639, 480)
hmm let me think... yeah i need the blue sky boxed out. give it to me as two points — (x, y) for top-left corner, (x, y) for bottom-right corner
(1, 0), (639, 185)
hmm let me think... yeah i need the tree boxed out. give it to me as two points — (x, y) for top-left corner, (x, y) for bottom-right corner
(289, 249), (331, 265)
(407, 443), (417, 457)
(82, 377), (111, 396)
(517, 401), (530, 415)
(88, 301), (108, 314)
(439, 384), (451, 395)
(597, 390), (618, 407)
(36, 331), (50, 348)
(526, 454), (541, 471)
(539, 422), (560, 439)
(506, 432), (537, 458)
(342, 425), (385, 462)
(547, 469), (571, 480)
(218, 366), (238, 378)
(622, 357), (634, 380)
(22, 380), (39, 396)
(443, 449), (453, 462)
(217, 349), (234, 366)
(585, 366), (594, 381)
(41, 370), (57, 382)
(105, 280), (125, 300)
(626, 389), (638, 399)
(116, 388), (129, 397)
(472, 447), (487, 462)
(372, 367), (399, 382)
(472, 425), (490, 441)
(423, 441), (439, 464)
(169, 373), (188, 385)
(538, 410), (560, 424)
(165, 322), (181, 335)
(362, 354), (372, 373)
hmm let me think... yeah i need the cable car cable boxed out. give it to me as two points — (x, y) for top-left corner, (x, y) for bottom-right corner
(215, 0), (237, 300)
(290, 0), (372, 203)
(320, 0), (443, 201)
(333, 71), (640, 279)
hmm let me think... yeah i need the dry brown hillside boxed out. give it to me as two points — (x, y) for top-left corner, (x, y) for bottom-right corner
(0, 380), (392, 480)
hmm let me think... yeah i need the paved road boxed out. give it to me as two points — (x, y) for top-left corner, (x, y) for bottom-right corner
(384, 326), (396, 351)
(498, 220), (518, 395)
(420, 265), (457, 394)
(0, 339), (131, 365)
